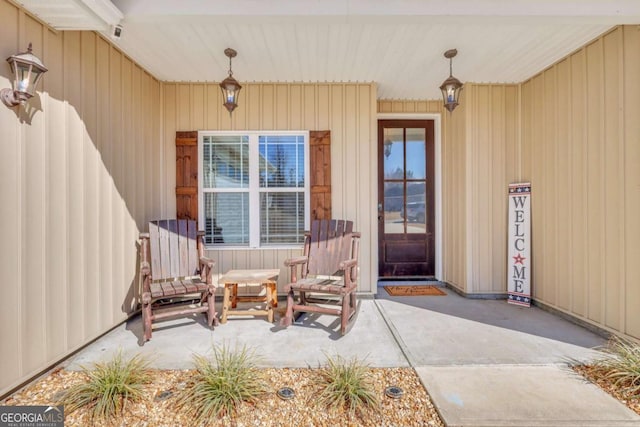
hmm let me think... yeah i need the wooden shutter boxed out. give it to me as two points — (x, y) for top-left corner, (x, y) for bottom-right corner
(176, 131), (198, 220)
(310, 130), (331, 220)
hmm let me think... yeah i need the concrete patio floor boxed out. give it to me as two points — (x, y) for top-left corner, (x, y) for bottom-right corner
(63, 285), (640, 427)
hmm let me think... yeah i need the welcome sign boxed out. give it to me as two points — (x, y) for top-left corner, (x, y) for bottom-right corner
(507, 183), (531, 307)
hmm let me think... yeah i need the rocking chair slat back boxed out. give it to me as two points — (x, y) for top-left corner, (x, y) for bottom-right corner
(148, 219), (199, 280)
(178, 219), (189, 275)
(149, 222), (163, 279)
(187, 221), (198, 274)
(306, 219), (353, 277)
(168, 220), (179, 277)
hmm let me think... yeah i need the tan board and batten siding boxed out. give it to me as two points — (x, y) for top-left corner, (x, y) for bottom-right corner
(161, 82), (378, 296)
(0, 1), (162, 397)
(2, 0), (640, 397)
(521, 26), (640, 339)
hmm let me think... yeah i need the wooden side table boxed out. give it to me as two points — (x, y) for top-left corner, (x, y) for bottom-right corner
(218, 269), (280, 323)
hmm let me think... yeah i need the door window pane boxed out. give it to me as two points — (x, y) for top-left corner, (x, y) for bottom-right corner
(406, 182), (426, 234)
(384, 182), (404, 234)
(383, 128), (404, 178)
(406, 128), (426, 179)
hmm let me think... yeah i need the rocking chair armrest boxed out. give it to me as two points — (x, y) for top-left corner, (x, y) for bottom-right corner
(199, 256), (215, 285)
(199, 256), (215, 269)
(284, 256), (308, 267)
(339, 258), (359, 285)
(338, 258), (358, 270)
(284, 255), (308, 283)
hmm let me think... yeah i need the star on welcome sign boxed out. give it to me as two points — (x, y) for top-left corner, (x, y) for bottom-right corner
(513, 253), (526, 264)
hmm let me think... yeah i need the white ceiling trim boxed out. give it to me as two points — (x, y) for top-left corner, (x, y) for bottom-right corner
(18, 0), (122, 30)
(113, 0), (640, 20)
(118, 14), (640, 25)
(78, 0), (123, 26)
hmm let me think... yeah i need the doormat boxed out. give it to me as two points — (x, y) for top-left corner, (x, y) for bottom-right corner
(383, 285), (446, 296)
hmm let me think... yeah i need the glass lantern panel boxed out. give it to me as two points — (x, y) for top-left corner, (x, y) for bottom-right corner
(15, 63), (33, 93)
(445, 84), (456, 103)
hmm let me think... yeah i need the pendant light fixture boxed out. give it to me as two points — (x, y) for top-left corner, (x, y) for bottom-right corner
(220, 48), (242, 115)
(439, 49), (463, 113)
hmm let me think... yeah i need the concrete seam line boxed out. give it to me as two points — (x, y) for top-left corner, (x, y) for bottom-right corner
(373, 299), (451, 426)
(373, 299), (414, 368)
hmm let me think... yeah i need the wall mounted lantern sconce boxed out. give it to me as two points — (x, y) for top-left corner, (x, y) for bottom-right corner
(1, 43), (48, 109)
(439, 49), (463, 113)
(219, 48), (242, 115)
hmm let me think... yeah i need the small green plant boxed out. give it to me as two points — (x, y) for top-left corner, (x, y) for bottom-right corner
(591, 336), (640, 396)
(177, 344), (267, 424)
(315, 354), (379, 418)
(56, 351), (151, 420)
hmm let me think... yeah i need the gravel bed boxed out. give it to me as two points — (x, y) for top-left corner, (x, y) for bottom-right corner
(573, 365), (640, 416)
(4, 367), (444, 426)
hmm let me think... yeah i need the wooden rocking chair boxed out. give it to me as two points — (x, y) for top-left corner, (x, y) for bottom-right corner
(280, 219), (360, 335)
(139, 219), (218, 341)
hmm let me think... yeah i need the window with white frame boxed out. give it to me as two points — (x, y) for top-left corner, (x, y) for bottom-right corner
(198, 131), (309, 247)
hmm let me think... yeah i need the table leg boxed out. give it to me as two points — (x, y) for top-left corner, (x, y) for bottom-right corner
(221, 284), (232, 324)
(268, 282), (278, 308)
(266, 282), (276, 323)
(231, 283), (238, 309)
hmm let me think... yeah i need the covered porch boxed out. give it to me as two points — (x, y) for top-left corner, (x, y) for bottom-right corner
(1, 0), (640, 400)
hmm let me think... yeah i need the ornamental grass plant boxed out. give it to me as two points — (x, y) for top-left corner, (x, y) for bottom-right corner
(55, 351), (151, 421)
(315, 354), (380, 419)
(590, 335), (640, 397)
(176, 344), (267, 424)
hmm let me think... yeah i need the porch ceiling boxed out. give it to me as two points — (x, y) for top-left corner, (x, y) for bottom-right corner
(20, 0), (640, 99)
